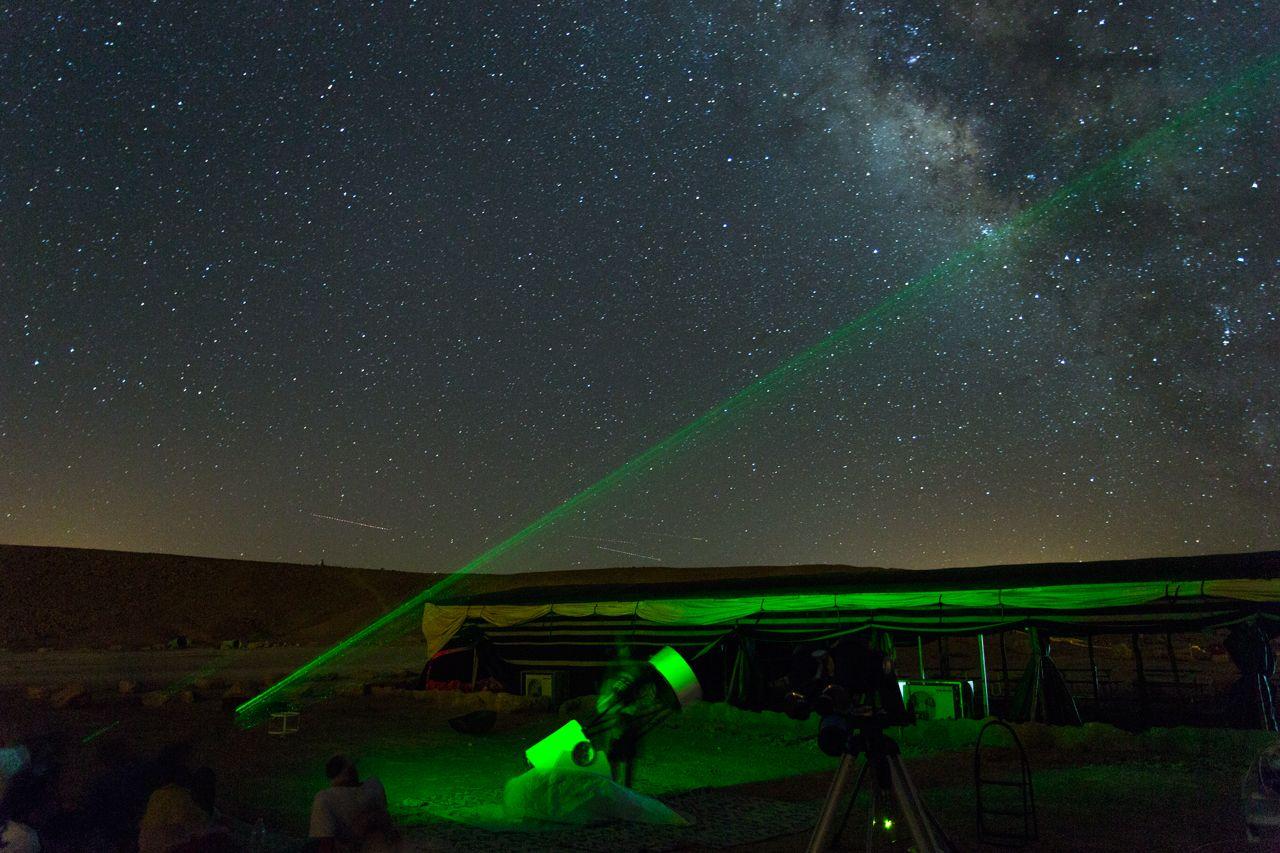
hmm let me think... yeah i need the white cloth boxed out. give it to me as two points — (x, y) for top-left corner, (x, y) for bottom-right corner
(503, 768), (687, 826)
(0, 820), (41, 853)
(309, 778), (388, 842)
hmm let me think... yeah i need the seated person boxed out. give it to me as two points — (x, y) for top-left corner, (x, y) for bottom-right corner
(309, 755), (398, 852)
(138, 746), (219, 853)
(1, 744), (41, 853)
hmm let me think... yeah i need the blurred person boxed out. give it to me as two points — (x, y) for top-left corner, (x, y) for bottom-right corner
(309, 755), (400, 853)
(138, 745), (222, 853)
(0, 745), (40, 853)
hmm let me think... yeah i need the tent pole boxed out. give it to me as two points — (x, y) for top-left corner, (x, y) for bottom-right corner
(917, 635), (926, 680)
(977, 633), (990, 718)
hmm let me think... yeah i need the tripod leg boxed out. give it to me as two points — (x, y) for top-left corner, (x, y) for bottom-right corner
(806, 754), (862, 853)
(885, 754), (952, 852)
(865, 768), (879, 852)
(838, 761), (870, 847)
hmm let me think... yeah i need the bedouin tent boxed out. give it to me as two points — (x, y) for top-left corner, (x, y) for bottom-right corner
(421, 551), (1280, 715)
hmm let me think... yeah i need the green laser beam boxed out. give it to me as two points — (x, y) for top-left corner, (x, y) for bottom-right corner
(236, 52), (1280, 726)
(81, 720), (121, 745)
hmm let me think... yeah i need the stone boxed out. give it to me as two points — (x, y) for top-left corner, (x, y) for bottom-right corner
(50, 684), (90, 709)
(141, 691), (169, 708)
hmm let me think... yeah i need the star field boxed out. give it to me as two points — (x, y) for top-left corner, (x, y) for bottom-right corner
(2, 2), (1277, 572)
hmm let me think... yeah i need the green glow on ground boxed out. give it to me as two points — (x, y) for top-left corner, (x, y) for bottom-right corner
(237, 53), (1280, 727)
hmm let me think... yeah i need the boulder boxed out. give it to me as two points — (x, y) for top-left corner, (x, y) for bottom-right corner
(50, 684), (90, 709)
(141, 691), (169, 708)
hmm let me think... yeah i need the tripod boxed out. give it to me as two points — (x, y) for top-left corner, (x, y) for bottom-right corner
(807, 726), (954, 853)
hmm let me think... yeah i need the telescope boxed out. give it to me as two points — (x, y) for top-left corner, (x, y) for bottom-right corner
(524, 646), (701, 787)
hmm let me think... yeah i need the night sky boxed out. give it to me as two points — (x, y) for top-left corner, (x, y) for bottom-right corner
(3, 2), (1277, 574)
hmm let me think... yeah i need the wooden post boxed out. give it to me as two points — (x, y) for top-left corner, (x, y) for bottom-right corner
(1131, 633), (1149, 727)
(1087, 634), (1101, 702)
(999, 631), (1010, 701)
(1165, 633), (1181, 697)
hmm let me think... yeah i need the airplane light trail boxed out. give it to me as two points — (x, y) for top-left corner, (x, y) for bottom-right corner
(596, 545), (663, 562)
(308, 513), (393, 532)
(640, 531), (710, 542)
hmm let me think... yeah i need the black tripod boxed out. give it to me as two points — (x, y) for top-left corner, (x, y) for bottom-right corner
(807, 725), (955, 853)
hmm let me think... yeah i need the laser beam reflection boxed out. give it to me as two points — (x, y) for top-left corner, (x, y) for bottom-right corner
(596, 545), (663, 562)
(236, 54), (1280, 727)
(309, 512), (393, 532)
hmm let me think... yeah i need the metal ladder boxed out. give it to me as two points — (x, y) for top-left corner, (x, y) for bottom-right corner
(974, 719), (1037, 846)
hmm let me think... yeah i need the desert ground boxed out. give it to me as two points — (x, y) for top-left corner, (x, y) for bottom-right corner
(4, 652), (1273, 852)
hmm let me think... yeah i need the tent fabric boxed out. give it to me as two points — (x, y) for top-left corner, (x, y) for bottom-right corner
(422, 578), (1280, 658)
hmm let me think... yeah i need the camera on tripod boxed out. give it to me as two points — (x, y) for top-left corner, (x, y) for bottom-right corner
(783, 636), (913, 755)
(783, 635), (954, 853)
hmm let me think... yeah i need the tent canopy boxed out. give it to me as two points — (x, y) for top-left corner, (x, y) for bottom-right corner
(422, 551), (1280, 660)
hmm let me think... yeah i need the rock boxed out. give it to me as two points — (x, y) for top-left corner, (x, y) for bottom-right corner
(222, 682), (251, 699)
(24, 686), (49, 701)
(141, 691), (169, 708)
(118, 680), (138, 695)
(50, 684), (90, 709)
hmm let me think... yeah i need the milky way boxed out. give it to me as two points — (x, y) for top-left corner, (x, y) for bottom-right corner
(2, 2), (1277, 572)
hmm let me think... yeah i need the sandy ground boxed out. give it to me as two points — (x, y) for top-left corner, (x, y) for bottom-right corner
(4, 670), (1273, 853)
